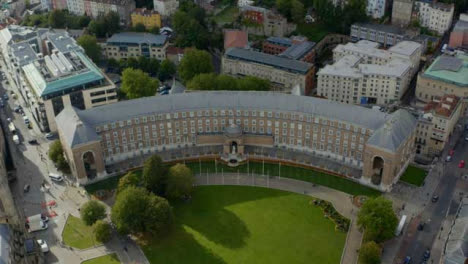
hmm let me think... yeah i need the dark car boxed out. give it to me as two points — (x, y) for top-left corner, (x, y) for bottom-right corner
(403, 256), (411, 264)
(28, 139), (38, 145)
(423, 250), (430, 260)
(14, 105), (22, 113)
(417, 222), (425, 231)
(3, 94), (8, 100)
(23, 184), (30, 193)
(432, 195), (439, 203)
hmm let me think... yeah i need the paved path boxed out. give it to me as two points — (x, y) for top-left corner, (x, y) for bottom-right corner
(195, 173), (362, 264)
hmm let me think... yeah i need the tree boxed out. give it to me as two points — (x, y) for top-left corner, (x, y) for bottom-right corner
(238, 76), (270, 91)
(357, 196), (398, 242)
(133, 22), (146, 32)
(359, 241), (381, 264)
(215, 74), (238, 90)
(77, 35), (101, 64)
(103, 11), (121, 36)
(120, 68), (159, 99)
(149, 26), (160, 34)
(48, 10), (67, 28)
(48, 140), (70, 173)
(80, 200), (106, 226)
(291, 0), (305, 23)
(158, 59), (176, 81)
(94, 220), (112, 243)
(111, 186), (173, 236)
(143, 155), (168, 195)
(187, 73), (217, 90)
(88, 20), (106, 38)
(178, 49), (214, 83)
(117, 171), (141, 193)
(172, 10), (210, 49)
(166, 164), (194, 199)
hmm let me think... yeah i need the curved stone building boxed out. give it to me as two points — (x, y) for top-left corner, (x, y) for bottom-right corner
(56, 91), (417, 191)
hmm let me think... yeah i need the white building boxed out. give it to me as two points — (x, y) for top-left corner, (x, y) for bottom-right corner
(366, 0), (387, 19)
(238, 0), (254, 7)
(415, 1), (454, 35)
(317, 40), (422, 105)
(153, 0), (178, 17)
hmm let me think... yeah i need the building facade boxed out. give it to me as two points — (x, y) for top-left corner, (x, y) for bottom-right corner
(56, 91), (417, 192)
(222, 48), (315, 95)
(153, 0), (178, 17)
(131, 8), (161, 29)
(237, 0), (254, 7)
(366, 0), (387, 19)
(65, 0), (135, 25)
(0, 26), (117, 132)
(104, 32), (168, 60)
(415, 95), (463, 157)
(317, 40), (422, 105)
(414, 0), (454, 35)
(391, 0), (413, 27)
(240, 6), (296, 37)
(350, 23), (407, 48)
(448, 13), (468, 49)
(415, 54), (468, 103)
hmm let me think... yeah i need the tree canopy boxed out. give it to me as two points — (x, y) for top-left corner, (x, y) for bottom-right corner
(276, 0), (305, 23)
(166, 164), (194, 199)
(117, 171), (142, 194)
(143, 155), (168, 196)
(158, 59), (177, 81)
(120, 68), (159, 99)
(48, 140), (69, 173)
(178, 49), (214, 83)
(359, 241), (381, 264)
(22, 10), (90, 29)
(111, 186), (173, 236)
(357, 196), (398, 243)
(77, 35), (101, 64)
(187, 73), (270, 91)
(88, 12), (121, 38)
(80, 200), (107, 226)
(93, 220), (112, 243)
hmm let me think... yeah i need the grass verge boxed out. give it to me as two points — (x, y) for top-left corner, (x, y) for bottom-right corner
(82, 254), (120, 264)
(62, 215), (101, 249)
(399, 165), (428, 186)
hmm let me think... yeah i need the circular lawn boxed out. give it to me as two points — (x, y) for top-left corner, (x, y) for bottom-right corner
(142, 185), (347, 264)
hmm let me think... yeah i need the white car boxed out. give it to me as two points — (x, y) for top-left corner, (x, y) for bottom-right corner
(37, 239), (49, 253)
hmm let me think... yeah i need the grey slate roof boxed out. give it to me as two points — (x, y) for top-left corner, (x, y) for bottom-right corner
(225, 48), (312, 74)
(48, 32), (82, 53)
(107, 32), (167, 46)
(56, 107), (100, 148)
(10, 42), (37, 66)
(353, 22), (406, 35)
(366, 109), (417, 152)
(280, 41), (316, 60)
(266, 36), (292, 47)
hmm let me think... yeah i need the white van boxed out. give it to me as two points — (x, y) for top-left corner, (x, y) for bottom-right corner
(27, 220), (48, 233)
(49, 173), (63, 182)
(27, 213), (49, 223)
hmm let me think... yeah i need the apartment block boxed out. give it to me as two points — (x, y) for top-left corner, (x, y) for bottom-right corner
(222, 48), (315, 95)
(262, 36), (316, 63)
(317, 40), (421, 105)
(240, 5), (296, 37)
(56, 91), (417, 192)
(414, 0), (454, 35)
(350, 23), (407, 48)
(64, 0), (136, 25)
(415, 95), (462, 157)
(0, 26), (117, 132)
(238, 0), (254, 7)
(105, 32), (168, 60)
(449, 13), (468, 49)
(366, 0), (387, 19)
(391, 0), (413, 27)
(131, 8), (161, 29)
(153, 0), (178, 17)
(416, 54), (468, 103)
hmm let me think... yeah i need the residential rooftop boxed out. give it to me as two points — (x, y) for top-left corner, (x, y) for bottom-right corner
(107, 32), (167, 46)
(353, 22), (406, 35)
(265, 36), (292, 47)
(133, 7), (160, 15)
(423, 94), (460, 118)
(225, 47), (313, 74)
(388, 41), (421, 56)
(422, 54), (468, 87)
(224, 30), (248, 50)
(279, 41), (316, 60)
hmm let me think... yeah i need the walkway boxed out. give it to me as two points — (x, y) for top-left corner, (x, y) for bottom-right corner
(195, 173), (362, 264)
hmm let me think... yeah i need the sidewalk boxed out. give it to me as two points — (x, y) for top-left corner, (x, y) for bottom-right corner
(195, 173), (362, 264)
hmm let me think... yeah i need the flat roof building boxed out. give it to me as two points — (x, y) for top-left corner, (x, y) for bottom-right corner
(105, 32), (168, 61)
(56, 91), (417, 192)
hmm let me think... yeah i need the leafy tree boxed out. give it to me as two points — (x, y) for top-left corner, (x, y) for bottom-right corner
(359, 241), (381, 264)
(166, 164), (194, 199)
(178, 49), (214, 83)
(291, 0), (305, 23)
(77, 35), (101, 64)
(238, 76), (270, 91)
(117, 171), (142, 193)
(121, 68), (159, 99)
(149, 26), (160, 34)
(172, 10), (210, 49)
(48, 140), (70, 173)
(94, 220), (112, 243)
(48, 10), (67, 28)
(357, 196), (398, 243)
(143, 155), (168, 195)
(158, 59), (176, 81)
(80, 200), (106, 226)
(187, 73), (218, 90)
(88, 12), (121, 38)
(133, 22), (147, 32)
(215, 74), (238, 90)
(88, 20), (106, 38)
(107, 58), (120, 72)
(111, 186), (173, 236)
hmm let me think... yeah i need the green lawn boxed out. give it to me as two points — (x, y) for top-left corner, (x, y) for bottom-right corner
(214, 6), (239, 24)
(186, 161), (380, 197)
(399, 165), (428, 186)
(85, 170), (142, 194)
(82, 254), (120, 264)
(142, 185), (347, 264)
(296, 23), (332, 42)
(62, 215), (101, 249)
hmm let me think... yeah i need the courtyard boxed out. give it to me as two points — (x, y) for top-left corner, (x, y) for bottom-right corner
(141, 185), (347, 264)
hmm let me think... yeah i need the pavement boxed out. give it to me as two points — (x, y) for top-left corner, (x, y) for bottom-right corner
(195, 172), (362, 264)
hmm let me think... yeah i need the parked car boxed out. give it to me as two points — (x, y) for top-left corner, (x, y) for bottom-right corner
(403, 256), (412, 264)
(27, 214), (49, 223)
(45, 133), (55, 140)
(13, 105), (22, 113)
(23, 116), (30, 124)
(446, 155), (452, 162)
(432, 195), (439, 203)
(28, 139), (38, 145)
(465, 135), (468, 141)
(3, 93), (8, 100)
(159, 90), (169, 95)
(417, 222), (425, 231)
(23, 184), (30, 193)
(37, 239), (49, 253)
(459, 160), (465, 168)
(423, 250), (430, 260)
(48, 173), (63, 182)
